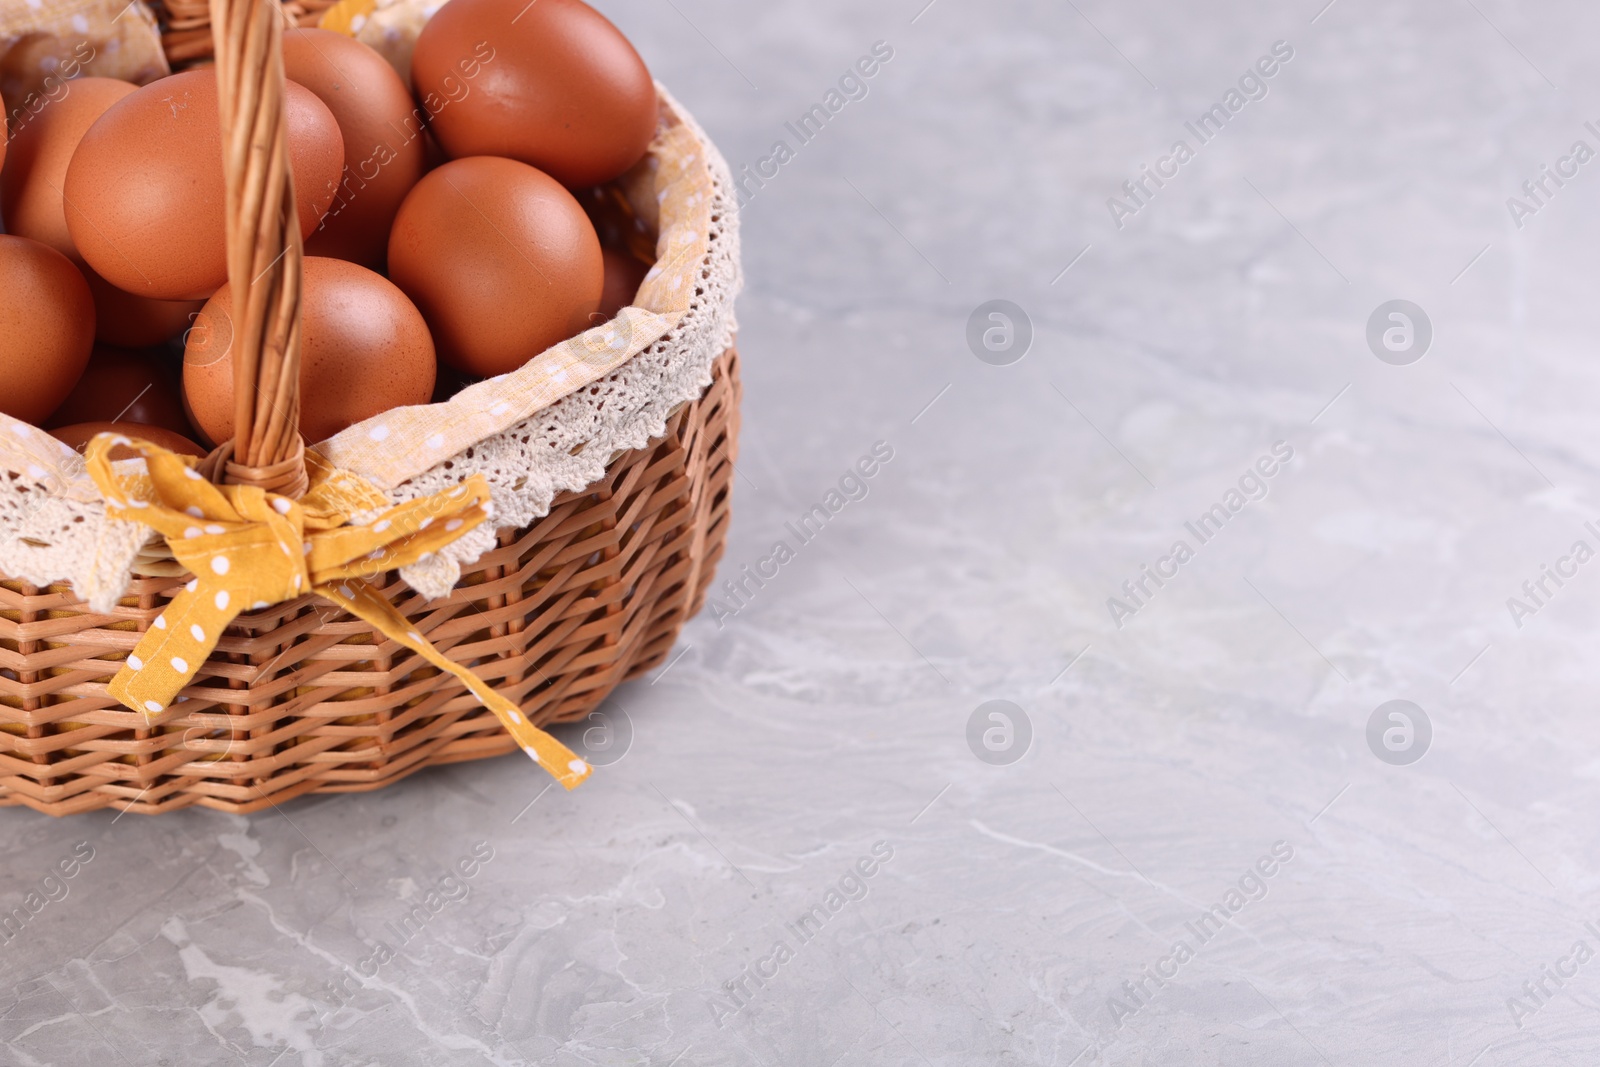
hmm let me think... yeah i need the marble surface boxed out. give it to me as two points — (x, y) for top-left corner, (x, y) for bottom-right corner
(8, 0), (1600, 1063)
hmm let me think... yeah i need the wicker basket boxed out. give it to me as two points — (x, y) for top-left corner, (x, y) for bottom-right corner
(0, 0), (739, 816)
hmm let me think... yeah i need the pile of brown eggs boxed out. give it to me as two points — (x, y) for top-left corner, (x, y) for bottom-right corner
(0, 0), (657, 456)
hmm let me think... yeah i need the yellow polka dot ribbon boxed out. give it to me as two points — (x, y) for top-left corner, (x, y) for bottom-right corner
(85, 434), (593, 791)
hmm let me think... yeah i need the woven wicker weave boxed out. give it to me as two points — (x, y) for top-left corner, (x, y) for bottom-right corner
(0, 0), (739, 815)
(0, 348), (738, 816)
(150, 0), (340, 66)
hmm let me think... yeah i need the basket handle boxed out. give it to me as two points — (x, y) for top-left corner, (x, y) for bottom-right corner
(201, 0), (308, 498)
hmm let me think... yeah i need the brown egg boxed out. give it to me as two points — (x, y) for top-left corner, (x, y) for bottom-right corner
(83, 271), (203, 348)
(596, 247), (651, 322)
(64, 69), (345, 301)
(388, 157), (602, 377)
(2, 77), (136, 255)
(284, 29), (429, 270)
(0, 76), (201, 345)
(51, 422), (205, 460)
(411, 0), (656, 187)
(184, 256), (437, 445)
(0, 235), (96, 425)
(46, 345), (193, 435)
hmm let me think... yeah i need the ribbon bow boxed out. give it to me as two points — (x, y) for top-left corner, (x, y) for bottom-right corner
(86, 434), (592, 791)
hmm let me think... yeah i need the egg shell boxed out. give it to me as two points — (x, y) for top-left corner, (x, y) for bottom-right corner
(50, 421), (205, 460)
(46, 344), (194, 436)
(0, 235), (96, 425)
(183, 256), (437, 446)
(0, 76), (201, 345)
(1, 77), (136, 256)
(64, 69), (345, 301)
(597, 247), (651, 322)
(285, 29), (429, 270)
(411, 0), (657, 188)
(83, 270), (203, 348)
(388, 156), (603, 378)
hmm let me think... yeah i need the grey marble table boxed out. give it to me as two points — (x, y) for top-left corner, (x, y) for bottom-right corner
(7, 0), (1600, 1064)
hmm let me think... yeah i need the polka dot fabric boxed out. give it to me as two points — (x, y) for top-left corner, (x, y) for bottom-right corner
(85, 434), (593, 792)
(0, 0), (171, 104)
